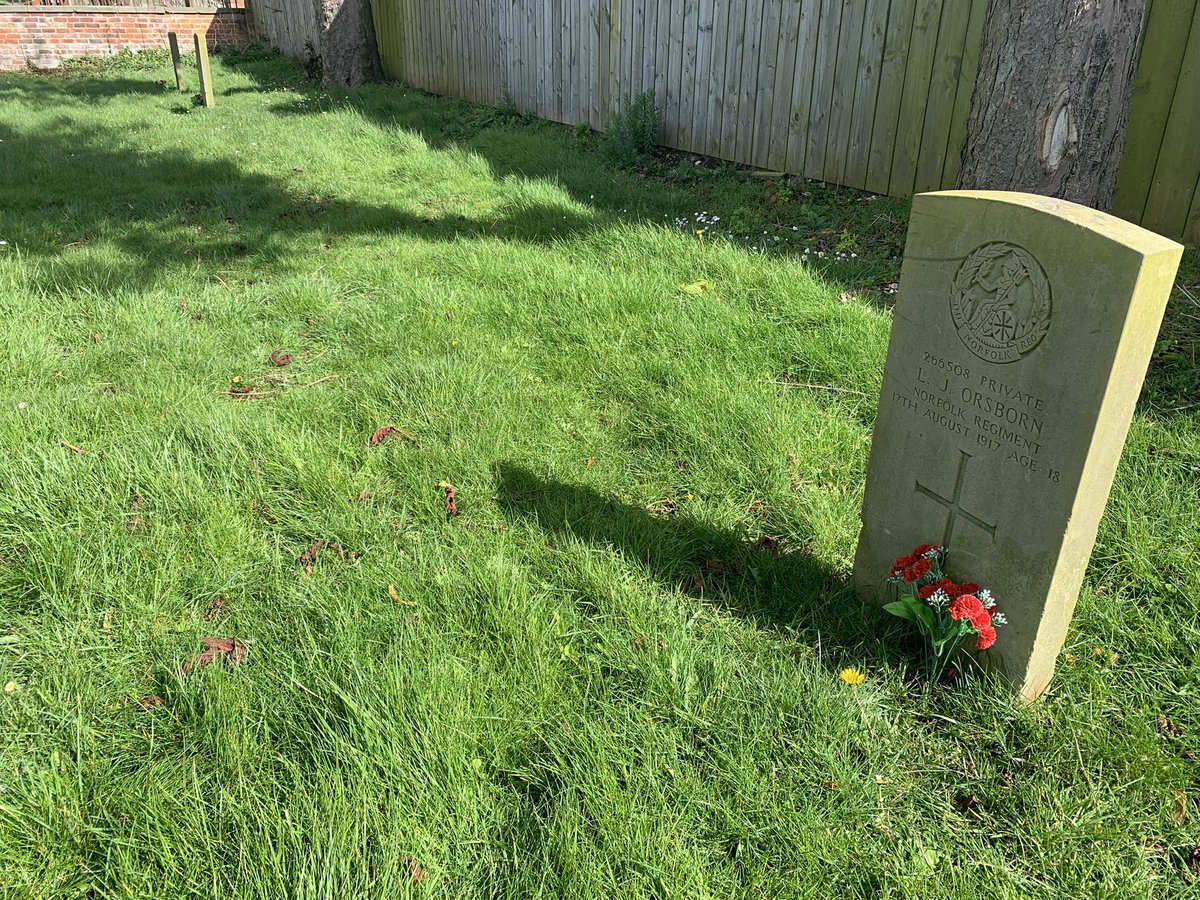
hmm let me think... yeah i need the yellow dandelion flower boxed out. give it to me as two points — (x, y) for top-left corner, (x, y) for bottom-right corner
(695, 229), (705, 236)
(4, 681), (17, 693)
(839, 667), (866, 686)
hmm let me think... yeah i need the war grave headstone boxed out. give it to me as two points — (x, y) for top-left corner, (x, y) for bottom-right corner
(854, 191), (1183, 701)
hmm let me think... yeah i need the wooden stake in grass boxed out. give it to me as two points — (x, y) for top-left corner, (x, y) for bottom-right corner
(193, 32), (214, 108)
(167, 32), (186, 93)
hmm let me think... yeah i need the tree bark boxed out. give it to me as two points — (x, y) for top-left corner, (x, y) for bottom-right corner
(956, 0), (1147, 211)
(319, 0), (382, 87)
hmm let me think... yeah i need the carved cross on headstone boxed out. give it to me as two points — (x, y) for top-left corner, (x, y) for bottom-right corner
(914, 449), (997, 548)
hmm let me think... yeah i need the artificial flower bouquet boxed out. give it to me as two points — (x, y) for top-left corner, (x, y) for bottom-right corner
(884, 544), (1007, 687)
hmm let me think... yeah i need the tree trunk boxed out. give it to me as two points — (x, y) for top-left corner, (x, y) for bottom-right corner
(956, 0), (1147, 211)
(319, 0), (382, 87)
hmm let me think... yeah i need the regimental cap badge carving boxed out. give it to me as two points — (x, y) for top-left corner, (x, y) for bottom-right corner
(949, 242), (1052, 364)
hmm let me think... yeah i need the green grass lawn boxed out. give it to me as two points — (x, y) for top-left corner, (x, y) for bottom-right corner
(1, 49), (1198, 899)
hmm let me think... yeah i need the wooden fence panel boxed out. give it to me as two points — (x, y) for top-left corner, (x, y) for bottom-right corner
(716, 0), (746, 166)
(376, 0), (998, 199)
(888, 0), (944, 196)
(824, 0), (866, 185)
(1115, 0), (1200, 244)
(253, 0), (320, 60)
(940, 0), (986, 189)
(842, 0), (889, 190)
(748, 0), (781, 168)
(913, 0), (971, 193)
(783, 0), (821, 175)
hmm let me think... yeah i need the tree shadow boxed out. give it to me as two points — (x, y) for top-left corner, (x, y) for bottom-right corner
(0, 114), (604, 297)
(0, 74), (170, 103)
(0, 54), (908, 301)
(213, 48), (911, 279)
(492, 462), (907, 666)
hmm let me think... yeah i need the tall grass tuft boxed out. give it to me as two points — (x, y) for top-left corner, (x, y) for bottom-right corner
(603, 90), (660, 170)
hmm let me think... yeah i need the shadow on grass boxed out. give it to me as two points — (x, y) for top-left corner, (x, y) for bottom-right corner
(0, 112), (604, 296)
(0, 53), (903, 293)
(3, 60), (1192, 421)
(0, 73), (170, 102)
(493, 462), (907, 666)
(213, 47), (912, 274)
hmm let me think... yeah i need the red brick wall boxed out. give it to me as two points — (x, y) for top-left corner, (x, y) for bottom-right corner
(0, 6), (250, 71)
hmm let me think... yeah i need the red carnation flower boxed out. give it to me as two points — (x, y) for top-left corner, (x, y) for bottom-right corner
(902, 558), (932, 583)
(913, 544), (934, 557)
(935, 578), (962, 598)
(959, 582), (981, 594)
(969, 608), (992, 631)
(918, 584), (938, 600)
(892, 554), (917, 572)
(975, 624), (997, 650)
(948, 594), (984, 622)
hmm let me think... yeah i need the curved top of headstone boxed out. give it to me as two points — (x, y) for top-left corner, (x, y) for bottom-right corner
(922, 190), (1184, 255)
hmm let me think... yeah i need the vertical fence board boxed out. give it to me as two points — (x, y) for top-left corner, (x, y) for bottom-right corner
(556, 0), (568, 118)
(939, 0), (986, 188)
(633, 0), (645, 99)
(586, 0), (599, 128)
(641, 0), (659, 114)
(676, 0), (700, 150)
(441, 0), (452, 96)
(527, 0), (537, 113)
(701, 0), (728, 157)
(427, 0), (440, 93)
(532, 0), (541, 114)
(804, 0), (842, 178)
(1186, 174), (1200, 245)
(733, 0), (763, 162)
(784, 0), (821, 174)
(416, 0), (431, 88)
(454, 0), (464, 100)
(652, 0), (669, 127)
(551, 0), (561, 117)
(608, 0), (621, 124)
(888, 0), (943, 195)
(843, 0), (889, 189)
(717, 0), (745, 161)
(913, 0), (970, 192)
(457, 0), (468, 96)
(1140, 2), (1200, 240)
(863, 0), (915, 193)
(689, 0), (712, 152)
(661, 0), (681, 145)
(539, 0), (549, 116)
(1114, 0), (1197, 225)
(628, 0), (644, 99)
(586, 0), (596, 124)
(824, 0), (867, 184)
(766, 0), (802, 171)
(749, 0), (782, 168)
(619, 0), (632, 112)
(394, 0), (410, 84)
(571, 0), (579, 118)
